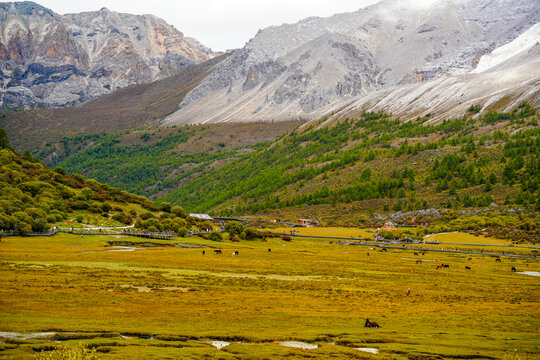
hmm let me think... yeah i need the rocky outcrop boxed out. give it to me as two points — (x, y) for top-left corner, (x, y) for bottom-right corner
(0, 2), (215, 110)
(164, 0), (539, 125)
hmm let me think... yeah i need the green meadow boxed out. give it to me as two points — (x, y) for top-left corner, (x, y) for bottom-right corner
(0, 231), (538, 359)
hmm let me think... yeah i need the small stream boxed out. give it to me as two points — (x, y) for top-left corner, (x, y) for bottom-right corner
(0, 331), (379, 353)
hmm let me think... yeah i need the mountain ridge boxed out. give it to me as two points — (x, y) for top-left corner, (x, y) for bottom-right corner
(163, 0), (539, 125)
(0, 1), (215, 110)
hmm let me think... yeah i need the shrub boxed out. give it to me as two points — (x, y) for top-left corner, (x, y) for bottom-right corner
(112, 213), (132, 225)
(53, 166), (66, 175)
(177, 228), (188, 237)
(75, 215), (84, 223)
(140, 212), (155, 220)
(32, 218), (49, 233)
(159, 202), (172, 213)
(171, 206), (186, 218)
(208, 231), (223, 242)
(242, 228), (258, 240)
(225, 221), (245, 235)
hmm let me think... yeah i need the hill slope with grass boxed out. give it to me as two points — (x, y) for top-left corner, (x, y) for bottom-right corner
(0, 127), (189, 235)
(159, 104), (539, 241)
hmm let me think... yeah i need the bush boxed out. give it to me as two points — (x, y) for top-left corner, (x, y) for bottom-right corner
(112, 213), (132, 225)
(225, 221), (245, 235)
(147, 226), (158, 232)
(32, 218), (49, 233)
(171, 206), (186, 218)
(75, 215), (84, 223)
(208, 231), (223, 242)
(159, 202), (172, 212)
(140, 212), (155, 220)
(242, 228), (258, 240)
(53, 166), (66, 175)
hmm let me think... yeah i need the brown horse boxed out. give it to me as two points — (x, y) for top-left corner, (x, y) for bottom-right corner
(364, 319), (380, 328)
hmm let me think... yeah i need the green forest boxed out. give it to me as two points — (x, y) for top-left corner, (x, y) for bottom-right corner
(18, 104), (537, 236)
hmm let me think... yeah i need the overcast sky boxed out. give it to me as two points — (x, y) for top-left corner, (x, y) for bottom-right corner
(33, 0), (382, 51)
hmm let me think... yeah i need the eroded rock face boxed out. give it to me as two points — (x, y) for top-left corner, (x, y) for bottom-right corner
(0, 2), (214, 110)
(164, 0), (539, 125)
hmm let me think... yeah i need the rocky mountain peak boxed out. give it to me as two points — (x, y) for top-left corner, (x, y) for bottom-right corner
(164, 0), (539, 125)
(0, 2), (216, 110)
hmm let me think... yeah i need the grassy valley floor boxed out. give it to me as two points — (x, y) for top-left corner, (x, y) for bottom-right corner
(0, 231), (538, 359)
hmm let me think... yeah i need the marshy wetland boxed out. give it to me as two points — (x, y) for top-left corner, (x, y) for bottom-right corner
(0, 230), (538, 359)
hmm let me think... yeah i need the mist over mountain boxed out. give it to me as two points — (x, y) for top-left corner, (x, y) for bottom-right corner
(0, 1), (215, 110)
(163, 0), (539, 125)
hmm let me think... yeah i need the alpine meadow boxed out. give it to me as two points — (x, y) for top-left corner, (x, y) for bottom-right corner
(0, 1), (538, 359)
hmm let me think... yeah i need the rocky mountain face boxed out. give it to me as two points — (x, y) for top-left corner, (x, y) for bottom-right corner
(320, 21), (540, 127)
(164, 0), (539, 125)
(0, 1), (214, 110)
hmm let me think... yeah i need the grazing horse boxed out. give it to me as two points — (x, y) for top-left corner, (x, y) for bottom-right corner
(214, 249), (222, 254)
(416, 259), (422, 264)
(202, 250), (205, 255)
(364, 319), (380, 328)
(495, 258), (501, 262)
(234, 251), (239, 256)
(511, 267), (516, 272)
(443, 264), (450, 268)
(406, 288), (411, 296)
(268, 248), (271, 252)
(414, 252), (418, 256)
(465, 266), (471, 270)
(436, 264), (443, 270)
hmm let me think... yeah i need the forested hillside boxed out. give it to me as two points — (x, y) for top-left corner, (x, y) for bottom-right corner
(13, 104), (538, 241)
(161, 104), (538, 216)
(0, 128), (193, 235)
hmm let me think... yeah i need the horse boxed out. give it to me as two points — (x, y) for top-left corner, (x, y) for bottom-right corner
(436, 264), (443, 270)
(364, 319), (380, 328)
(443, 264), (450, 268)
(268, 248), (271, 252)
(214, 249), (222, 254)
(414, 252), (418, 256)
(495, 258), (501, 262)
(202, 250), (205, 255)
(511, 267), (516, 272)
(234, 251), (239, 256)
(416, 259), (422, 264)
(465, 266), (471, 270)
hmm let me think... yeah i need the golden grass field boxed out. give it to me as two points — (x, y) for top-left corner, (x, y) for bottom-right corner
(0, 230), (539, 359)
